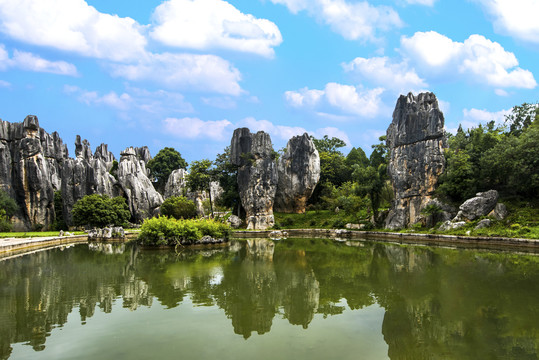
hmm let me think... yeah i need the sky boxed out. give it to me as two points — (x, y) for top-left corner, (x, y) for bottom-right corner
(0, 0), (537, 163)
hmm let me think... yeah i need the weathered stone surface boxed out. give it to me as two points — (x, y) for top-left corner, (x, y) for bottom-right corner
(438, 220), (466, 231)
(275, 133), (320, 213)
(117, 147), (163, 222)
(227, 215), (243, 228)
(0, 116), (69, 230)
(454, 190), (499, 221)
(231, 128), (278, 230)
(164, 169), (189, 198)
(385, 93), (447, 229)
(474, 219), (492, 230)
(488, 203), (508, 220)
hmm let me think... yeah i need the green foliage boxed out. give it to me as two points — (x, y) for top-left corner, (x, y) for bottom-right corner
(187, 159), (215, 216)
(0, 189), (18, 218)
(72, 194), (131, 228)
(311, 135), (346, 154)
(345, 147), (369, 169)
(109, 160), (119, 180)
(161, 196), (197, 219)
(52, 190), (68, 231)
(213, 147), (241, 212)
(0, 189), (18, 232)
(138, 217), (230, 246)
(321, 182), (369, 222)
(504, 102), (538, 136)
(147, 147), (188, 193)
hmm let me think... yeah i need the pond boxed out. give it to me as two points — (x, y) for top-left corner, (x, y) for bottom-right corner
(1, 239), (539, 360)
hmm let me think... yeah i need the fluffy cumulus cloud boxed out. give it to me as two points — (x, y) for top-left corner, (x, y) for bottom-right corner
(241, 117), (308, 141)
(0, 0), (147, 62)
(343, 56), (427, 93)
(401, 31), (537, 89)
(109, 53), (242, 95)
(445, 107), (512, 133)
(151, 0), (282, 57)
(476, 0), (539, 44)
(270, 0), (402, 42)
(163, 117), (232, 140)
(286, 83), (385, 118)
(0, 45), (78, 76)
(65, 85), (194, 115)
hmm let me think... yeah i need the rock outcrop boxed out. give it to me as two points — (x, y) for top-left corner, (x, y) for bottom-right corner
(230, 128), (278, 230)
(274, 133), (320, 213)
(0, 116), (68, 230)
(164, 168), (189, 198)
(116, 147), (163, 222)
(385, 92), (447, 229)
(454, 190), (499, 221)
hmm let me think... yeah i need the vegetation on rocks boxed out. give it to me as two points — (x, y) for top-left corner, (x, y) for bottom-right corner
(72, 194), (131, 228)
(161, 196), (197, 219)
(138, 217), (230, 246)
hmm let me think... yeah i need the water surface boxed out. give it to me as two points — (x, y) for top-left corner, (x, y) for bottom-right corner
(1, 239), (538, 359)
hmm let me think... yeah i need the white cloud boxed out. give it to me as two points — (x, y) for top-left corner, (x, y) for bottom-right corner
(151, 0), (282, 57)
(343, 56), (427, 92)
(12, 50), (78, 76)
(438, 99), (451, 115)
(494, 88), (509, 96)
(405, 0), (436, 6)
(0, 0), (147, 62)
(285, 87), (325, 107)
(241, 117), (307, 141)
(452, 107), (512, 132)
(0, 45), (78, 76)
(163, 117), (232, 140)
(312, 127), (351, 146)
(109, 52), (242, 95)
(65, 85), (194, 114)
(285, 83), (385, 118)
(401, 31), (536, 89)
(476, 0), (539, 44)
(270, 0), (402, 42)
(0, 79), (10, 87)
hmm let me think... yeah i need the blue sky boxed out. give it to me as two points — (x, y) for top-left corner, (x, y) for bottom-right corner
(0, 0), (537, 162)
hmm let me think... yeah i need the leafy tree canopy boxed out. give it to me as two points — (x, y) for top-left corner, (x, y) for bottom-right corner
(311, 135), (347, 154)
(161, 196), (197, 219)
(72, 194), (130, 228)
(0, 190), (18, 218)
(147, 147), (188, 193)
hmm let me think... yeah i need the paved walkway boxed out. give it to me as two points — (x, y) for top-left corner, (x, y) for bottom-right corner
(0, 235), (89, 256)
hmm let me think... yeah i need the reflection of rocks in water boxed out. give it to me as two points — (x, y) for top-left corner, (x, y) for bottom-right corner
(246, 239), (275, 261)
(88, 242), (126, 255)
(278, 268), (319, 329)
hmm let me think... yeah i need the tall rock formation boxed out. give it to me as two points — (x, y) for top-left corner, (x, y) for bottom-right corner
(230, 128), (278, 230)
(385, 92), (447, 229)
(274, 133), (320, 213)
(117, 147), (163, 222)
(61, 137), (117, 225)
(0, 116), (68, 230)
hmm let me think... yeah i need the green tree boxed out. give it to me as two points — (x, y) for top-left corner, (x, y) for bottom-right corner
(311, 135), (347, 154)
(147, 147), (188, 193)
(213, 147), (241, 213)
(0, 189), (18, 218)
(187, 159), (215, 217)
(53, 191), (68, 230)
(161, 196), (197, 219)
(505, 102), (538, 136)
(72, 194), (131, 228)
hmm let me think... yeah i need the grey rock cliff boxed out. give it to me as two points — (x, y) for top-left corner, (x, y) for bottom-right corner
(274, 133), (320, 213)
(385, 92), (447, 229)
(231, 128), (278, 230)
(117, 147), (163, 222)
(0, 116), (68, 230)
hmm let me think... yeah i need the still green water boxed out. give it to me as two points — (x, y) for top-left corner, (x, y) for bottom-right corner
(1, 239), (539, 360)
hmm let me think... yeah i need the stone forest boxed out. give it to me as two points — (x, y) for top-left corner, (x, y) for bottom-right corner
(1, 92), (534, 236)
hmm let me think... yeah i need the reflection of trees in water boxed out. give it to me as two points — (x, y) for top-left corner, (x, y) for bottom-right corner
(1, 240), (539, 359)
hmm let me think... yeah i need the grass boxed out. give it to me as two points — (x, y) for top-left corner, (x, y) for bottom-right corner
(274, 210), (369, 230)
(0, 231), (87, 238)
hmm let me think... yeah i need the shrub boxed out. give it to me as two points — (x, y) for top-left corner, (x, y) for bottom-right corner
(72, 194), (131, 228)
(138, 217), (230, 246)
(161, 196), (197, 219)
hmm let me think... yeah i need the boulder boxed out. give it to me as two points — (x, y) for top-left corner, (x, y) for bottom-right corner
(164, 168), (189, 198)
(474, 219), (492, 230)
(454, 190), (499, 221)
(227, 214), (243, 228)
(385, 92), (447, 229)
(488, 203), (508, 221)
(116, 147), (163, 222)
(274, 133), (320, 213)
(438, 221), (467, 231)
(230, 128), (278, 230)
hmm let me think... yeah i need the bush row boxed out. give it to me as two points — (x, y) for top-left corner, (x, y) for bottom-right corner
(138, 217), (231, 246)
